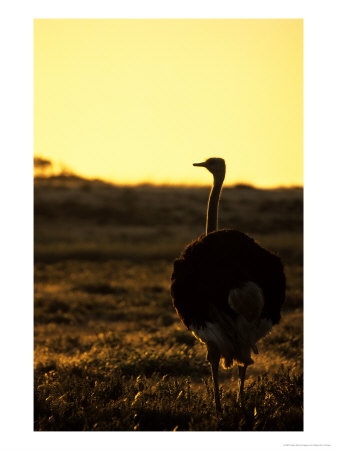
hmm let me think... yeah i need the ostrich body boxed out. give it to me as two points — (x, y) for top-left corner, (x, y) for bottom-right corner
(171, 158), (285, 412)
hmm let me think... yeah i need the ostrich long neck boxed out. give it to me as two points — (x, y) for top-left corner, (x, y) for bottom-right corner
(206, 175), (224, 235)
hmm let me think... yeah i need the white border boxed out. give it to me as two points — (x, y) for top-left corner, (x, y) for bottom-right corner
(1, 1), (336, 449)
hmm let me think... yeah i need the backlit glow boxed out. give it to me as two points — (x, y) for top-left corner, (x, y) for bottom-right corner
(34, 19), (303, 187)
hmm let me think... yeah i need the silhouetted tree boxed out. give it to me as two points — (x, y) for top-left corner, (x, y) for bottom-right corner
(34, 156), (52, 177)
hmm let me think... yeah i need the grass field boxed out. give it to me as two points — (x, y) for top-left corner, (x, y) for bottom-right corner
(34, 176), (303, 431)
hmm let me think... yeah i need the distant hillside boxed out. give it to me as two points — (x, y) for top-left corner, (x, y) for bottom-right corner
(34, 176), (302, 265)
(35, 175), (302, 232)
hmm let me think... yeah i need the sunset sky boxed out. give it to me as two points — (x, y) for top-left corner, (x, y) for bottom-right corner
(34, 19), (303, 187)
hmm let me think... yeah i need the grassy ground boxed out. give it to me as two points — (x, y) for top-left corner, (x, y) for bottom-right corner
(34, 176), (303, 431)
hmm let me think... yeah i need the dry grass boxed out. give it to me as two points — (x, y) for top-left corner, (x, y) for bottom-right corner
(34, 176), (303, 431)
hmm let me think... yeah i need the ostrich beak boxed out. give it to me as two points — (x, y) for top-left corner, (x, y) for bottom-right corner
(193, 162), (206, 167)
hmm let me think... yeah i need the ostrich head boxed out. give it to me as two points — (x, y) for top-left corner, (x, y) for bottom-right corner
(193, 158), (226, 181)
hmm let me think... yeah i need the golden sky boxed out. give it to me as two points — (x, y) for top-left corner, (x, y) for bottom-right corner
(34, 19), (303, 187)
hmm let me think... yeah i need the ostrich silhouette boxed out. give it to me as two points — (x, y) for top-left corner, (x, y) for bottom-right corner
(171, 157), (285, 412)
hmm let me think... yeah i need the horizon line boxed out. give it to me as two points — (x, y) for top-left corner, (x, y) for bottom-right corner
(34, 173), (303, 190)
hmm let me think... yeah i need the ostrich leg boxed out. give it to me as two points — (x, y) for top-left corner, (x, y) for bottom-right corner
(206, 342), (222, 413)
(238, 363), (248, 399)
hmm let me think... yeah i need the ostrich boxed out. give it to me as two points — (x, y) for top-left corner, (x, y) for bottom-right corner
(171, 157), (285, 413)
